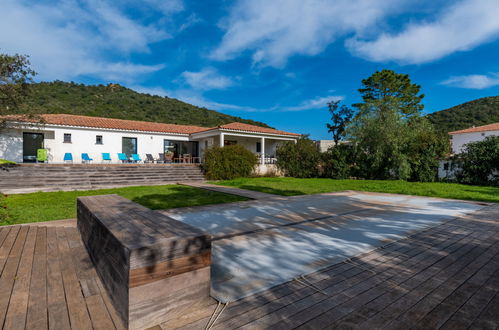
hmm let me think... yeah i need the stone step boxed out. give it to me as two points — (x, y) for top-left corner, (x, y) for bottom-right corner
(0, 178), (205, 189)
(0, 171), (203, 179)
(0, 164), (205, 191)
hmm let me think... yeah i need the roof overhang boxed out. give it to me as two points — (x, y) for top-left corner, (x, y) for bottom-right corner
(189, 128), (301, 140)
(3, 120), (191, 137)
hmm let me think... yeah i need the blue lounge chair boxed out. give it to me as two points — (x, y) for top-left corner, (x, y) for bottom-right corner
(117, 153), (128, 163)
(63, 153), (73, 163)
(81, 153), (93, 163)
(102, 153), (111, 163)
(131, 154), (142, 163)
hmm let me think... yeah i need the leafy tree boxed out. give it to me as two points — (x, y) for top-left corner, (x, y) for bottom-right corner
(276, 137), (321, 178)
(326, 100), (354, 146)
(0, 53), (36, 119)
(203, 145), (258, 180)
(456, 136), (499, 186)
(353, 69), (424, 120)
(349, 69), (445, 181)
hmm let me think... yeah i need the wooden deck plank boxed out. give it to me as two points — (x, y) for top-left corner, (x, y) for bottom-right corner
(242, 225), (473, 330)
(414, 241), (499, 329)
(56, 226), (93, 330)
(0, 227), (11, 253)
(26, 226), (48, 330)
(439, 266), (499, 330)
(340, 229), (496, 328)
(46, 226), (71, 330)
(0, 203), (496, 330)
(95, 279), (127, 330)
(382, 231), (499, 329)
(184, 222), (468, 329)
(64, 227), (117, 330)
(336, 229), (497, 329)
(0, 226), (28, 328)
(4, 226), (37, 330)
(0, 227), (20, 275)
(468, 291), (499, 329)
(214, 225), (467, 330)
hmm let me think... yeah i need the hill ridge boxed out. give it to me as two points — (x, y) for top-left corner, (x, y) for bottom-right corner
(11, 81), (271, 128)
(427, 95), (499, 132)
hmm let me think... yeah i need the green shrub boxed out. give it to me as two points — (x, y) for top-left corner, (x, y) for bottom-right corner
(276, 137), (321, 178)
(0, 159), (16, 165)
(456, 136), (499, 186)
(321, 144), (358, 179)
(203, 145), (258, 180)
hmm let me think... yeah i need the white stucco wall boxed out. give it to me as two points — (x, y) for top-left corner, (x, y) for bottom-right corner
(0, 128), (24, 162)
(1, 123), (299, 164)
(451, 130), (498, 154)
(0, 125), (189, 163)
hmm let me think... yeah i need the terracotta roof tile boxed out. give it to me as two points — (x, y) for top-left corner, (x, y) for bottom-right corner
(3, 114), (209, 134)
(2, 114), (301, 137)
(449, 123), (499, 135)
(216, 122), (301, 136)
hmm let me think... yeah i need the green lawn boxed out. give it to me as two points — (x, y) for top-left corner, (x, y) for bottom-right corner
(213, 177), (499, 203)
(0, 185), (247, 226)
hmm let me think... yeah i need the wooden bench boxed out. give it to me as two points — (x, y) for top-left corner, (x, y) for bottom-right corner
(77, 194), (212, 329)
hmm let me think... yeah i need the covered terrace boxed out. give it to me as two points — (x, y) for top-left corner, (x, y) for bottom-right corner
(191, 122), (301, 164)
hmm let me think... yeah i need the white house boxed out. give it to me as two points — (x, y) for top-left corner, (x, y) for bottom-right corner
(448, 122), (499, 154)
(0, 114), (300, 165)
(438, 122), (498, 179)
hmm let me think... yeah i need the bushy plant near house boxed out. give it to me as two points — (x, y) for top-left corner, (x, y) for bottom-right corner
(276, 137), (321, 178)
(203, 145), (258, 180)
(456, 136), (499, 186)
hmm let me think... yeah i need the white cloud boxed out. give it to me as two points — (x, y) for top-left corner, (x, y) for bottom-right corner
(132, 85), (255, 111)
(210, 0), (407, 67)
(132, 85), (343, 113)
(284, 95), (344, 111)
(181, 68), (234, 90)
(0, 0), (175, 82)
(348, 0), (499, 64)
(179, 14), (203, 32)
(441, 73), (499, 89)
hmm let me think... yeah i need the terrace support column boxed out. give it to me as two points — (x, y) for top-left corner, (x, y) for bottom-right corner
(220, 133), (224, 147)
(261, 137), (265, 165)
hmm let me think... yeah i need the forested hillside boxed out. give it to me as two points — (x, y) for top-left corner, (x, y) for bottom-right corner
(428, 96), (499, 132)
(10, 81), (270, 128)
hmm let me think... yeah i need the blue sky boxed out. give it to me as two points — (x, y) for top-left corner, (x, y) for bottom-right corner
(2, 0), (499, 139)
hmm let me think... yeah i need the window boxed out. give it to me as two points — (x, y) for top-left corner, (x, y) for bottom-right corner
(164, 140), (199, 158)
(63, 133), (71, 143)
(224, 140), (237, 146)
(256, 142), (261, 153)
(443, 163), (449, 171)
(96, 135), (103, 144)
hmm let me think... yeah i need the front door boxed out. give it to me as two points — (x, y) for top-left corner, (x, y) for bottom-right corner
(23, 132), (44, 163)
(122, 137), (137, 158)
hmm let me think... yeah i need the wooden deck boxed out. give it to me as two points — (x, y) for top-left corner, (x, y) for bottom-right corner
(0, 224), (124, 330)
(0, 204), (497, 329)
